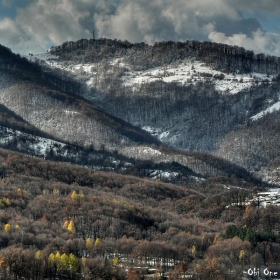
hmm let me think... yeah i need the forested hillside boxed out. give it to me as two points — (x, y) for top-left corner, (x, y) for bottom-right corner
(2, 39), (280, 278)
(50, 39), (280, 74)
(0, 148), (277, 279)
(0, 42), (270, 187)
(27, 38), (280, 183)
(0, 45), (160, 151)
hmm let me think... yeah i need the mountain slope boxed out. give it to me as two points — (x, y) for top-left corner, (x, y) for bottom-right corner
(2, 40), (279, 188)
(0, 45), (160, 151)
(27, 38), (280, 183)
(0, 148), (277, 280)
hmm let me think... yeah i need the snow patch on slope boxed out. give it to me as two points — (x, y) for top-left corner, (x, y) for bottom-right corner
(64, 110), (79, 115)
(26, 53), (274, 95)
(142, 126), (161, 137)
(0, 126), (68, 157)
(159, 131), (169, 140)
(246, 191), (280, 207)
(251, 101), (280, 121)
(149, 170), (179, 181)
(121, 60), (272, 94)
(142, 126), (170, 141)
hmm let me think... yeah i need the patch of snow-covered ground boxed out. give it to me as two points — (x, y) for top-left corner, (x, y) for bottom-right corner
(0, 126), (68, 157)
(225, 189), (280, 208)
(148, 170), (179, 181)
(142, 126), (160, 135)
(190, 176), (205, 182)
(121, 60), (273, 94)
(0, 128), (183, 180)
(142, 126), (169, 140)
(248, 190), (280, 207)
(119, 146), (167, 162)
(64, 110), (79, 115)
(26, 53), (274, 95)
(250, 100), (280, 121)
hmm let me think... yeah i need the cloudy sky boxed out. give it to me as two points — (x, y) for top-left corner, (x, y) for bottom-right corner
(1, 0), (280, 55)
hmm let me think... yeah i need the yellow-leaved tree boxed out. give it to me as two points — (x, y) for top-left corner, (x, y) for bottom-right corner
(55, 252), (61, 263)
(35, 250), (42, 260)
(60, 253), (69, 271)
(94, 237), (101, 247)
(68, 253), (79, 274)
(71, 191), (78, 199)
(48, 253), (55, 266)
(86, 237), (94, 249)
(191, 245), (196, 256)
(71, 190), (84, 200)
(54, 252), (63, 271)
(4, 224), (12, 233)
(239, 249), (245, 260)
(67, 220), (75, 234)
(4, 198), (11, 206)
(63, 220), (69, 228)
(82, 256), (87, 268)
(113, 257), (119, 267)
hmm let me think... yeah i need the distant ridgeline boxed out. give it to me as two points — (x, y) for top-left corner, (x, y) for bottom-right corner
(0, 44), (41, 72)
(0, 44), (81, 93)
(49, 39), (280, 75)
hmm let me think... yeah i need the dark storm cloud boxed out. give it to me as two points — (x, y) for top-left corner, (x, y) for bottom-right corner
(0, 0), (280, 55)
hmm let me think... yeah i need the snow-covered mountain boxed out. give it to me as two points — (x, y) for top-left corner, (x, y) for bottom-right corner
(29, 51), (273, 95)
(1, 39), (280, 185)
(22, 39), (280, 184)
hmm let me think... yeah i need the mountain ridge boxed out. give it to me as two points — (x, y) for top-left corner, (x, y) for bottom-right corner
(49, 38), (280, 74)
(0, 39), (279, 186)
(25, 38), (280, 184)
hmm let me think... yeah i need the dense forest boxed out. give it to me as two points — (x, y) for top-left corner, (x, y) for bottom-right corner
(50, 39), (280, 74)
(0, 69), (160, 150)
(0, 148), (277, 279)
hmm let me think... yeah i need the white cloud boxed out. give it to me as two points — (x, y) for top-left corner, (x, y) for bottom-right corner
(16, 0), (91, 47)
(94, 0), (245, 44)
(0, 17), (43, 53)
(209, 29), (280, 56)
(0, 0), (279, 56)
